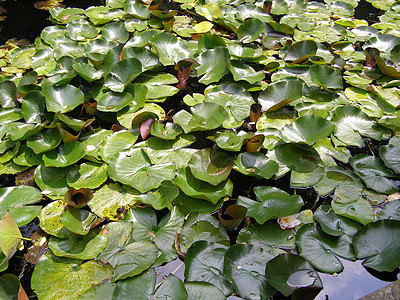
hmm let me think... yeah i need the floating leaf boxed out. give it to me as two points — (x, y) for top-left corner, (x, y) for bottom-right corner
(42, 141), (86, 168)
(237, 186), (304, 224)
(184, 281), (225, 300)
(67, 162), (108, 190)
(237, 18), (265, 43)
(60, 207), (98, 235)
(42, 83), (85, 113)
(0, 212), (23, 259)
(223, 244), (276, 299)
(379, 144), (400, 174)
(0, 186), (42, 227)
(353, 220), (400, 272)
(195, 46), (229, 85)
(275, 142), (321, 173)
(379, 200), (400, 221)
(309, 64), (343, 91)
(184, 241), (233, 296)
(136, 180), (179, 210)
(150, 32), (191, 66)
(331, 197), (375, 225)
(104, 58), (142, 92)
(234, 152), (279, 179)
(295, 223), (356, 273)
(31, 254), (113, 299)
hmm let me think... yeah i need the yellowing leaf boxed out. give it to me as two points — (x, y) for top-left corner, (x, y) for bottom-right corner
(0, 212), (23, 258)
(193, 21), (213, 34)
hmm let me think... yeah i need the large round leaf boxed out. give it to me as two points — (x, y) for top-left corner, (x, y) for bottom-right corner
(176, 212), (229, 254)
(265, 253), (322, 297)
(204, 84), (255, 122)
(275, 142), (321, 173)
(89, 182), (140, 220)
(237, 186), (304, 224)
(195, 46), (229, 84)
(379, 144), (400, 174)
(309, 64), (343, 91)
(60, 207), (98, 236)
(39, 201), (72, 239)
(67, 162), (108, 189)
(349, 154), (398, 194)
(295, 223), (356, 273)
(72, 63), (103, 82)
(284, 40), (318, 63)
(188, 148), (233, 186)
(31, 254), (113, 299)
(223, 244), (276, 299)
(314, 205), (362, 236)
(353, 220), (400, 272)
(42, 141), (86, 167)
(150, 32), (191, 66)
(184, 241), (233, 296)
(331, 197), (375, 225)
(49, 227), (108, 260)
(104, 58), (142, 92)
(237, 18), (265, 43)
(136, 180), (179, 210)
(0, 186), (42, 227)
(234, 152), (279, 179)
(174, 167), (233, 204)
(42, 83), (85, 113)
(281, 115), (335, 145)
(152, 274), (187, 300)
(379, 200), (400, 221)
(108, 148), (176, 193)
(258, 79), (303, 112)
(27, 128), (62, 154)
(99, 130), (139, 163)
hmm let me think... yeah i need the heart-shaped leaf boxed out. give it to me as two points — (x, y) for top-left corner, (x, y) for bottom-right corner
(275, 142), (321, 173)
(42, 83), (85, 113)
(42, 141), (86, 168)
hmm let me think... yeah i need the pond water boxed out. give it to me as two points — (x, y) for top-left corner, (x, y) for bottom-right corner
(0, 0), (398, 299)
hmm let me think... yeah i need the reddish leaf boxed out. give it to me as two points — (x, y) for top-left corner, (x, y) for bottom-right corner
(140, 118), (155, 140)
(218, 204), (247, 231)
(64, 188), (93, 208)
(175, 59), (197, 90)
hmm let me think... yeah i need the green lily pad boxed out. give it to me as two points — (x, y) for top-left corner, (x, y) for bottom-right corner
(42, 141), (86, 168)
(67, 162), (108, 190)
(102, 21), (129, 43)
(258, 79), (303, 112)
(237, 186), (304, 224)
(353, 219), (400, 272)
(228, 60), (265, 84)
(188, 148), (233, 186)
(108, 148), (175, 193)
(379, 200), (400, 221)
(125, 206), (185, 265)
(331, 197), (375, 225)
(309, 64), (343, 91)
(209, 130), (252, 152)
(223, 243), (276, 299)
(39, 200), (72, 239)
(314, 167), (363, 203)
(314, 205), (362, 236)
(150, 32), (191, 66)
(379, 144), (400, 174)
(184, 281), (226, 300)
(7, 122), (44, 141)
(281, 115), (335, 145)
(204, 84), (254, 122)
(104, 58), (142, 93)
(174, 167), (233, 204)
(284, 40), (318, 63)
(0, 212), (23, 259)
(125, 2), (150, 19)
(0, 186), (42, 227)
(295, 223), (356, 273)
(0, 273), (20, 299)
(150, 121), (183, 140)
(100, 130), (139, 163)
(265, 253), (322, 297)
(60, 207), (98, 236)
(31, 254), (113, 299)
(237, 18), (265, 43)
(349, 154), (398, 194)
(42, 83), (85, 113)
(136, 180), (179, 210)
(112, 268), (155, 299)
(195, 46), (229, 85)
(97, 90), (134, 112)
(172, 191), (223, 215)
(49, 227), (108, 260)
(153, 274), (187, 300)
(331, 105), (383, 147)
(275, 142), (321, 173)
(234, 152), (279, 179)
(173, 102), (229, 133)
(184, 241), (233, 296)
(72, 63), (103, 82)
(237, 222), (295, 250)
(27, 129), (61, 155)
(176, 212), (229, 254)
(0, 81), (17, 108)
(123, 47), (160, 71)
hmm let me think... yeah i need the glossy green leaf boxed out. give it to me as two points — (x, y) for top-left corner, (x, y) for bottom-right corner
(379, 200), (400, 221)
(238, 18), (265, 43)
(195, 46), (229, 85)
(224, 244), (276, 299)
(265, 253), (322, 297)
(21, 91), (45, 123)
(379, 144), (400, 174)
(350, 154), (398, 194)
(184, 241), (232, 296)
(0, 81), (17, 108)
(72, 63), (103, 82)
(0, 186), (42, 227)
(26, 128), (62, 154)
(0, 273), (20, 300)
(234, 152), (279, 179)
(353, 220), (400, 272)
(184, 281), (225, 300)
(150, 32), (191, 66)
(331, 197), (375, 225)
(31, 254), (113, 299)
(210, 130), (252, 152)
(174, 167), (233, 204)
(275, 142), (321, 173)
(258, 79), (303, 112)
(314, 205), (362, 236)
(100, 130), (139, 163)
(42, 141), (86, 168)
(49, 227), (108, 259)
(295, 223), (356, 273)
(102, 22), (129, 43)
(310, 64), (343, 91)
(39, 201), (72, 238)
(228, 60), (265, 84)
(60, 207), (98, 235)
(237, 186), (304, 224)
(42, 83), (85, 113)
(104, 58), (142, 92)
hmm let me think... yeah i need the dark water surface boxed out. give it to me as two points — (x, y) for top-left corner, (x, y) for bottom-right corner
(0, 1), (398, 299)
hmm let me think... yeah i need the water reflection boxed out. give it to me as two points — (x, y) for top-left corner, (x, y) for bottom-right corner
(315, 258), (400, 300)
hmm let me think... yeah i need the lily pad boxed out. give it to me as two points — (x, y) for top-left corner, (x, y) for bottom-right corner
(223, 244), (276, 299)
(265, 253), (322, 297)
(99, 130), (139, 163)
(31, 254), (113, 299)
(104, 58), (142, 93)
(60, 207), (98, 236)
(66, 162), (108, 190)
(0, 186), (42, 227)
(42, 141), (86, 168)
(237, 18), (265, 43)
(295, 223), (356, 273)
(188, 148), (233, 186)
(195, 46), (229, 85)
(379, 200), (400, 221)
(184, 241), (233, 296)
(0, 212), (23, 259)
(184, 281), (225, 300)
(349, 154), (398, 194)
(353, 219), (400, 272)
(234, 152), (279, 179)
(42, 83), (85, 113)
(379, 144), (400, 174)
(309, 64), (343, 91)
(48, 227), (108, 260)
(314, 205), (362, 236)
(237, 186), (304, 224)
(275, 142), (321, 173)
(331, 197), (375, 225)
(150, 32), (191, 66)
(136, 180), (179, 210)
